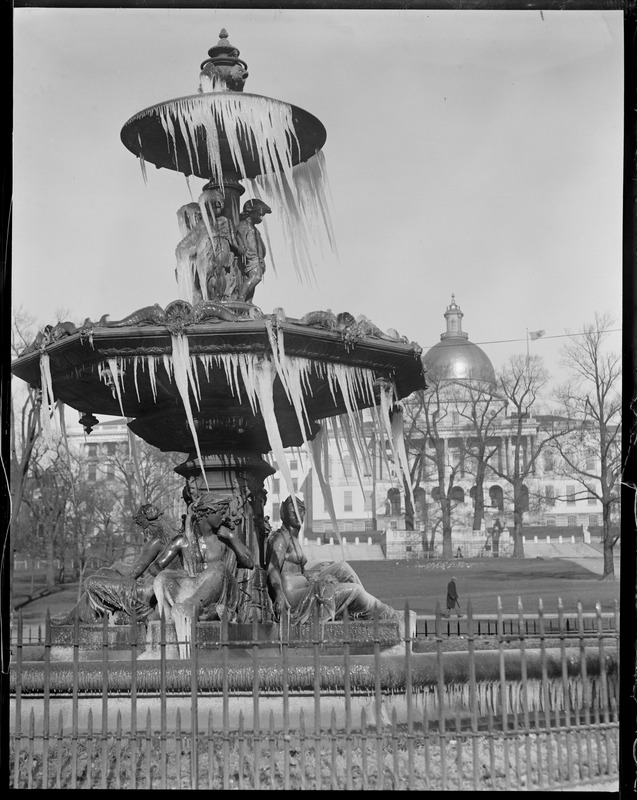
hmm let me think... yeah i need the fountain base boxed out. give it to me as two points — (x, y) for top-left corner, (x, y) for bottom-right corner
(46, 617), (405, 661)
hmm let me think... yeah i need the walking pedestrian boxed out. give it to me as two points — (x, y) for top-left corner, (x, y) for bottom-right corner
(445, 575), (463, 617)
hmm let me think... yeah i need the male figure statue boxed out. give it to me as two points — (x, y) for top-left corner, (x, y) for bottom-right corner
(236, 198), (272, 302)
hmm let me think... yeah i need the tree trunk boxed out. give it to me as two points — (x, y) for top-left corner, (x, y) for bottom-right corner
(441, 499), (453, 559)
(512, 492), (525, 558)
(600, 506), (616, 580)
(472, 463), (486, 531)
(46, 538), (56, 586)
(403, 476), (414, 531)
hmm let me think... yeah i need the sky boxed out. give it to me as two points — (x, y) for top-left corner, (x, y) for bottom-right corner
(12, 7), (624, 401)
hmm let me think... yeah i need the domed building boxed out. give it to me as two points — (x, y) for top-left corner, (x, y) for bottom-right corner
(251, 296), (606, 561)
(423, 295), (496, 386)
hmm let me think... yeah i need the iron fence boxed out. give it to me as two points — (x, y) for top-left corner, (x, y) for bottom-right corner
(9, 600), (619, 790)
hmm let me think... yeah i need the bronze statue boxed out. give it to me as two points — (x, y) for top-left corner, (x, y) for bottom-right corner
(151, 493), (255, 651)
(55, 503), (177, 624)
(236, 199), (272, 303)
(175, 190), (242, 302)
(266, 496), (399, 626)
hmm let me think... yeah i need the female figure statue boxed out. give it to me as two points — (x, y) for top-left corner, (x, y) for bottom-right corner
(266, 496), (399, 626)
(150, 493), (254, 650)
(56, 503), (177, 624)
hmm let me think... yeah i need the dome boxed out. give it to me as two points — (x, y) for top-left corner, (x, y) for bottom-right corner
(422, 295), (496, 385)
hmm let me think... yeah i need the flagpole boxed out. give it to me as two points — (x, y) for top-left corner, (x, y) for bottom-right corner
(526, 328), (529, 361)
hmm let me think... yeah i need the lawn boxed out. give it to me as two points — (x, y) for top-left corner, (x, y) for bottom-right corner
(347, 556), (619, 616)
(12, 555), (619, 632)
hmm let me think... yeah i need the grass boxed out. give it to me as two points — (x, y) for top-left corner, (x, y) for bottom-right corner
(12, 555), (619, 633)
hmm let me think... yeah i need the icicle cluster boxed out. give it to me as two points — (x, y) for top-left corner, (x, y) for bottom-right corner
(90, 332), (415, 540)
(134, 93), (335, 286)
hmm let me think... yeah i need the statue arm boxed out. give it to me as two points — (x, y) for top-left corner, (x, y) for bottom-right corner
(215, 525), (255, 569)
(128, 540), (164, 580)
(148, 534), (187, 576)
(266, 534), (291, 615)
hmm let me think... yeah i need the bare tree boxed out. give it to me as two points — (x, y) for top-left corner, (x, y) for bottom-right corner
(445, 379), (505, 531)
(402, 384), (464, 559)
(489, 354), (561, 557)
(553, 314), (621, 580)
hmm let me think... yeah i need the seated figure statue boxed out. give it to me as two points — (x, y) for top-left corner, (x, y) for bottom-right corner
(266, 496), (399, 626)
(151, 493), (255, 651)
(55, 503), (177, 624)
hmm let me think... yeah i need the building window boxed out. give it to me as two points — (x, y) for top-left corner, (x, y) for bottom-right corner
(292, 478), (298, 493)
(342, 456), (352, 479)
(587, 490), (597, 505)
(343, 521), (353, 532)
(87, 444), (98, 459)
(546, 516), (556, 526)
(452, 412), (460, 425)
(489, 485), (504, 511)
(387, 488), (401, 515)
(106, 463), (115, 479)
(364, 493), (373, 512)
(289, 460), (298, 472)
(543, 451), (555, 472)
(566, 485), (576, 505)
(88, 463), (97, 482)
(567, 515), (577, 526)
(545, 485), (555, 507)
(431, 487), (441, 502)
(272, 502), (280, 523)
(344, 491), (353, 512)
(106, 442), (117, 456)
(588, 515), (599, 527)
(450, 486), (465, 503)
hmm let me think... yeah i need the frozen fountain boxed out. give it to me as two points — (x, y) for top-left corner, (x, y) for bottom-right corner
(12, 29), (426, 656)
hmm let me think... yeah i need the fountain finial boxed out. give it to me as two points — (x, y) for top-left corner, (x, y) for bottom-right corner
(199, 28), (249, 93)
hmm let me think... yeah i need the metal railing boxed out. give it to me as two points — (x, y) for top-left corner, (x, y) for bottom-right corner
(9, 600), (619, 790)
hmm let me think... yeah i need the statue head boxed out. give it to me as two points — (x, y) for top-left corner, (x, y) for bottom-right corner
(133, 503), (162, 526)
(280, 495), (306, 529)
(192, 493), (232, 520)
(240, 198), (271, 223)
(199, 188), (226, 218)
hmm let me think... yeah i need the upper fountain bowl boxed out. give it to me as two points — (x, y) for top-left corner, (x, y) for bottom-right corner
(120, 92), (327, 181)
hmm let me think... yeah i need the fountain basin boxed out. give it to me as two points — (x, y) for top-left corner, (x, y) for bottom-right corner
(120, 92), (327, 180)
(12, 309), (425, 452)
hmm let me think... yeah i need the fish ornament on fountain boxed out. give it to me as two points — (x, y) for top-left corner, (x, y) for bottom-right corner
(11, 28), (427, 652)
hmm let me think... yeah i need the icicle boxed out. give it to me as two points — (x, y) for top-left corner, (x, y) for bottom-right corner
(309, 426), (344, 560)
(252, 357), (301, 520)
(137, 133), (148, 184)
(147, 355), (159, 403)
(329, 417), (348, 482)
(171, 334), (209, 489)
(237, 354), (261, 416)
(106, 357), (126, 418)
(127, 422), (147, 504)
(133, 356), (142, 403)
(391, 406), (417, 514)
(338, 412), (368, 498)
(38, 351), (56, 446)
(378, 379), (403, 490)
